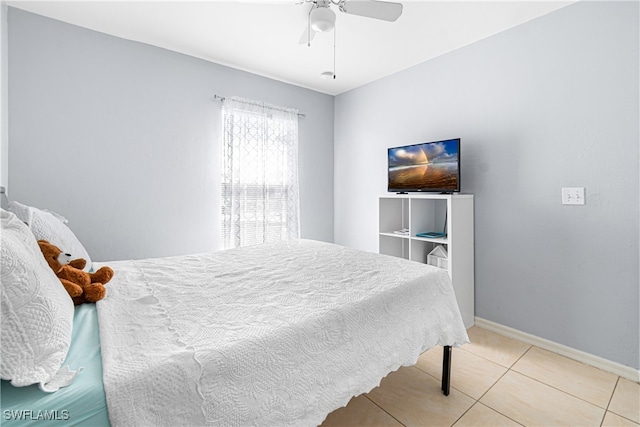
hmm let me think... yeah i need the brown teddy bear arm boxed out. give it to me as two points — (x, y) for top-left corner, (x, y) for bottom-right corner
(90, 266), (114, 285)
(59, 278), (83, 298)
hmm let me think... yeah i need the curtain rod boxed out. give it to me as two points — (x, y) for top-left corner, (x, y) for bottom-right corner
(213, 95), (306, 118)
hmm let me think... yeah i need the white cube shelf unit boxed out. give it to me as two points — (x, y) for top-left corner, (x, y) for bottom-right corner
(379, 194), (475, 328)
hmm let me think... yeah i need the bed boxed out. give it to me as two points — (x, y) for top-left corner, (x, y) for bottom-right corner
(1, 203), (469, 427)
(1, 305), (109, 426)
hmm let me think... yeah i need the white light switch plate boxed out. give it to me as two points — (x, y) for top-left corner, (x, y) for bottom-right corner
(562, 187), (585, 205)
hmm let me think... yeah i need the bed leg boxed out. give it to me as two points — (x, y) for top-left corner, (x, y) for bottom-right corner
(441, 345), (452, 396)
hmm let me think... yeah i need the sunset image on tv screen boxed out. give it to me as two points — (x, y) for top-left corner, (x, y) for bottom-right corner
(388, 139), (459, 191)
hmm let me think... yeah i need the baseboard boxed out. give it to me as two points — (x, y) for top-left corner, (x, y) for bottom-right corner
(474, 317), (640, 383)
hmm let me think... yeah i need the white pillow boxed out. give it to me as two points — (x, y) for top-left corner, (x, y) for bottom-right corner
(8, 201), (92, 272)
(0, 209), (76, 391)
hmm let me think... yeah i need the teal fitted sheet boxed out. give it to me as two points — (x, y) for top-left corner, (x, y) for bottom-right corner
(1, 304), (110, 426)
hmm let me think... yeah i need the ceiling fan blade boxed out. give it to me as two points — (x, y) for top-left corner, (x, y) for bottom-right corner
(298, 26), (317, 45)
(340, 0), (403, 22)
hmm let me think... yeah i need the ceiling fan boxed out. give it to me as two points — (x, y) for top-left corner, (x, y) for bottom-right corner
(299, 0), (403, 45)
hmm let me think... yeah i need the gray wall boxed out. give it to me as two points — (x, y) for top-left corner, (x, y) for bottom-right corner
(7, 8), (334, 261)
(334, 1), (639, 369)
(1, 3), (7, 187)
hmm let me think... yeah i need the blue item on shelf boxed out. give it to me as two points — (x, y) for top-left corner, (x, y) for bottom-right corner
(416, 232), (447, 238)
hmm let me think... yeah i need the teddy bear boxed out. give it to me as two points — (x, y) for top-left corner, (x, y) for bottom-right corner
(37, 240), (114, 305)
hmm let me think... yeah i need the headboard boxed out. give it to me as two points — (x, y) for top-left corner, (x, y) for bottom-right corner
(1, 186), (8, 210)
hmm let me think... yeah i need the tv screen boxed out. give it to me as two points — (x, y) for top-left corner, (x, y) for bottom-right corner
(388, 138), (460, 193)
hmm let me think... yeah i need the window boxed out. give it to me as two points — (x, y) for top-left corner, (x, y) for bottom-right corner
(221, 97), (300, 249)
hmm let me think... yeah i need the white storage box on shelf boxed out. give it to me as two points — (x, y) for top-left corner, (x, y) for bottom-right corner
(427, 245), (449, 270)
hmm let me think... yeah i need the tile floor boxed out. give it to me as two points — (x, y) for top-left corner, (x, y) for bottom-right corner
(320, 326), (640, 427)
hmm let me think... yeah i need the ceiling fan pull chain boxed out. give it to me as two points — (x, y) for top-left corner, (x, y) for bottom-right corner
(333, 25), (336, 79)
(307, 6), (312, 47)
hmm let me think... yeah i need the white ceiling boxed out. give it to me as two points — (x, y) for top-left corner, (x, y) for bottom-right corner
(7, 0), (574, 95)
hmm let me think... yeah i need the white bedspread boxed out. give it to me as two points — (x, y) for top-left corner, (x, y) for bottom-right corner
(96, 239), (468, 427)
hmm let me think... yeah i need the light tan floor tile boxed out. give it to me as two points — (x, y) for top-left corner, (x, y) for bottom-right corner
(511, 346), (618, 408)
(480, 370), (605, 426)
(602, 411), (640, 427)
(320, 394), (402, 427)
(453, 402), (522, 427)
(463, 327), (531, 368)
(366, 366), (474, 427)
(609, 378), (640, 424)
(416, 345), (508, 399)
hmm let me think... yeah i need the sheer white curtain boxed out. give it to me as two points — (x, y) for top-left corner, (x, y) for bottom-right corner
(221, 97), (300, 249)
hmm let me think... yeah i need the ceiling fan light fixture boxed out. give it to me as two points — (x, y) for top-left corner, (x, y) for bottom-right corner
(310, 6), (336, 32)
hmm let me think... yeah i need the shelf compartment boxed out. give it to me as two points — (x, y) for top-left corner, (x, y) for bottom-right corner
(379, 233), (410, 260)
(379, 197), (409, 236)
(410, 238), (448, 267)
(410, 198), (448, 237)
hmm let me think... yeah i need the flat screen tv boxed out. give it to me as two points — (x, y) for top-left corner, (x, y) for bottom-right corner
(388, 138), (460, 193)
